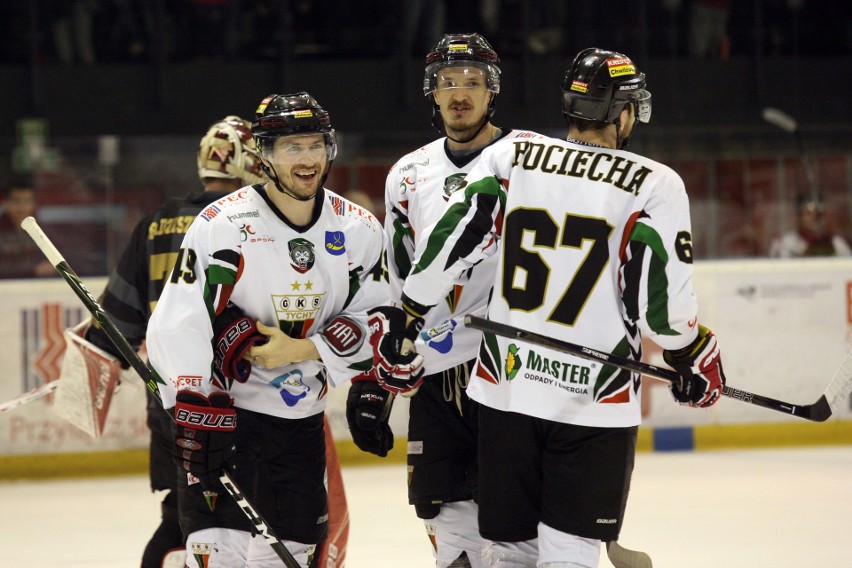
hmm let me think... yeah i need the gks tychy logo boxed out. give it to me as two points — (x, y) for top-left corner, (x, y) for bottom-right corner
(288, 238), (316, 272)
(442, 173), (467, 201)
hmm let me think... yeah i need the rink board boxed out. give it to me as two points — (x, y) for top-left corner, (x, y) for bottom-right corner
(1, 258), (851, 479)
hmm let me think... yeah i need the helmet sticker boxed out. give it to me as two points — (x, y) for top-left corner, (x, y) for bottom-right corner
(294, 110), (313, 119)
(606, 57), (636, 77)
(570, 80), (588, 93)
(448, 43), (468, 52)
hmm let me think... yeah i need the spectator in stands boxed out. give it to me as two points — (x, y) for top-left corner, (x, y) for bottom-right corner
(769, 197), (852, 257)
(0, 174), (54, 278)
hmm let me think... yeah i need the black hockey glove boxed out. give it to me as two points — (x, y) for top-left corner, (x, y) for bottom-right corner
(367, 306), (425, 397)
(212, 302), (267, 383)
(346, 370), (394, 457)
(663, 325), (726, 408)
(173, 391), (236, 488)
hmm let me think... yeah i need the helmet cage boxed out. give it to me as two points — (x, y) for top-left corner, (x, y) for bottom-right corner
(423, 60), (501, 97)
(197, 116), (265, 185)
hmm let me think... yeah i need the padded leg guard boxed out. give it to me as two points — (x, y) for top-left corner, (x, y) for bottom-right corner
(426, 500), (489, 568)
(537, 523), (600, 568)
(481, 541), (537, 568)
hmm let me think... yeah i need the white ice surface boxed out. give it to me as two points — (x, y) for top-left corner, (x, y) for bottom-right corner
(0, 446), (850, 567)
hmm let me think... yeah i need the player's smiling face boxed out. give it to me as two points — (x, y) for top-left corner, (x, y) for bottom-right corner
(266, 134), (328, 198)
(433, 66), (492, 134)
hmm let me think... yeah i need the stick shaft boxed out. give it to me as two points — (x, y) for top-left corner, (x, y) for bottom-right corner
(22, 217), (300, 567)
(465, 315), (832, 422)
(0, 381), (59, 414)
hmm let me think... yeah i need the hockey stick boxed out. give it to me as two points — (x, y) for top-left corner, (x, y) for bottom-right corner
(607, 540), (653, 568)
(465, 315), (850, 422)
(21, 217), (300, 568)
(762, 106), (819, 201)
(0, 381), (59, 414)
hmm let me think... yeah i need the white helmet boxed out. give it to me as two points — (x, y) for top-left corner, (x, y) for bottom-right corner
(197, 116), (266, 185)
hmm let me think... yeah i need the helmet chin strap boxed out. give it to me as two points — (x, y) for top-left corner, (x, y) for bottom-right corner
(260, 162), (318, 202)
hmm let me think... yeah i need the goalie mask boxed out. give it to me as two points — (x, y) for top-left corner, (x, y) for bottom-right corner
(197, 116), (266, 186)
(423, 33), (501, 140)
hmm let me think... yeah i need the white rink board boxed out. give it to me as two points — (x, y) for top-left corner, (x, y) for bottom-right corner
(1, 257), (850, 457)
(641, 257), (852, 426)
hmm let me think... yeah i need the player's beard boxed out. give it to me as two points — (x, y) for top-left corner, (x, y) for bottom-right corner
(278, 163), (326, 201)
(442, 104), (489, 144)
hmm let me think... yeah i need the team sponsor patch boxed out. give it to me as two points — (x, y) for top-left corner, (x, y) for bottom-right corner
(256, 97), (273, 114)
(606, 57), (636, 77)
(288, 238), (316, 272)
(408, 440), (424, 455)
(325, 231), (346, 255)
(200, 204), (221, 221)
(570, 80), (588, 93)
(321, 316), (365, 357)
(173, 375), (203, 388)
(270, 369), (309, 407)
(421, 319), (457, 354)
(294, 109), (313, 118)
(505, 343), (521, 380)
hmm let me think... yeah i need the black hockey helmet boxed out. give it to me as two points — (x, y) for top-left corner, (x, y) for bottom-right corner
(423, 33), (501, 135)
(423, 33), (501, 96)
(561, 48), (651, 126)
(251, 92), (338, 161)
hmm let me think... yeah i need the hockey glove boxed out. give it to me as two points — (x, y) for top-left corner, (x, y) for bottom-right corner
(346, 370), (394, 457)
(173, 391), (236, 488)
(663, 325), (726, 408)
(212, 302), (267, 383)
(368, 306), (425, 397)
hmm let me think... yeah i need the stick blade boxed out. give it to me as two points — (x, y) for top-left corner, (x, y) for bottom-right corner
(607, 541), (653, 568)
(762, 107), (798, 133)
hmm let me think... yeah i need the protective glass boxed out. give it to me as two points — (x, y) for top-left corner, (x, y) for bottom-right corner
(266, 135), (329, 164)
(635, 89), (652, 123)
(423, 61), (500, 95)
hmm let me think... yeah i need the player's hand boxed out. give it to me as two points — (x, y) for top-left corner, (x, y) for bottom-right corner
(173, 391), (236, 488)
(346, 370), (394, 457)
(245, 321), (320, 368)
(212, 302), (266, 383)
(663, 325), (726, 408)
(368, 306), (425, 397)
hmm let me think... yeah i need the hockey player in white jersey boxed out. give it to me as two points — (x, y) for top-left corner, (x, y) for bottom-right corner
(146, 92), (385, 567)
(378, 48), (728, 567)
(348, 33), (542, 568)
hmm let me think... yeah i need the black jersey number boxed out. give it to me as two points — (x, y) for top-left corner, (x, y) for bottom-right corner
(502, 209), (613, 326)
(170, 247), (198, 284)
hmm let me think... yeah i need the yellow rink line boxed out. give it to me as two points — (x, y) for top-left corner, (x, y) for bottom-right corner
(3, 421), (850, 481)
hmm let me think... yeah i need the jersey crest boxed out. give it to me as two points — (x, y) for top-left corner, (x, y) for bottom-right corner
(288, 238), (316, 272)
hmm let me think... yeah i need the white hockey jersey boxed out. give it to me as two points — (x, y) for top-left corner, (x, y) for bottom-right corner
(386, 129), (543, 374)
(403, 137), (701, 427)
(147, 185), (386, 418)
